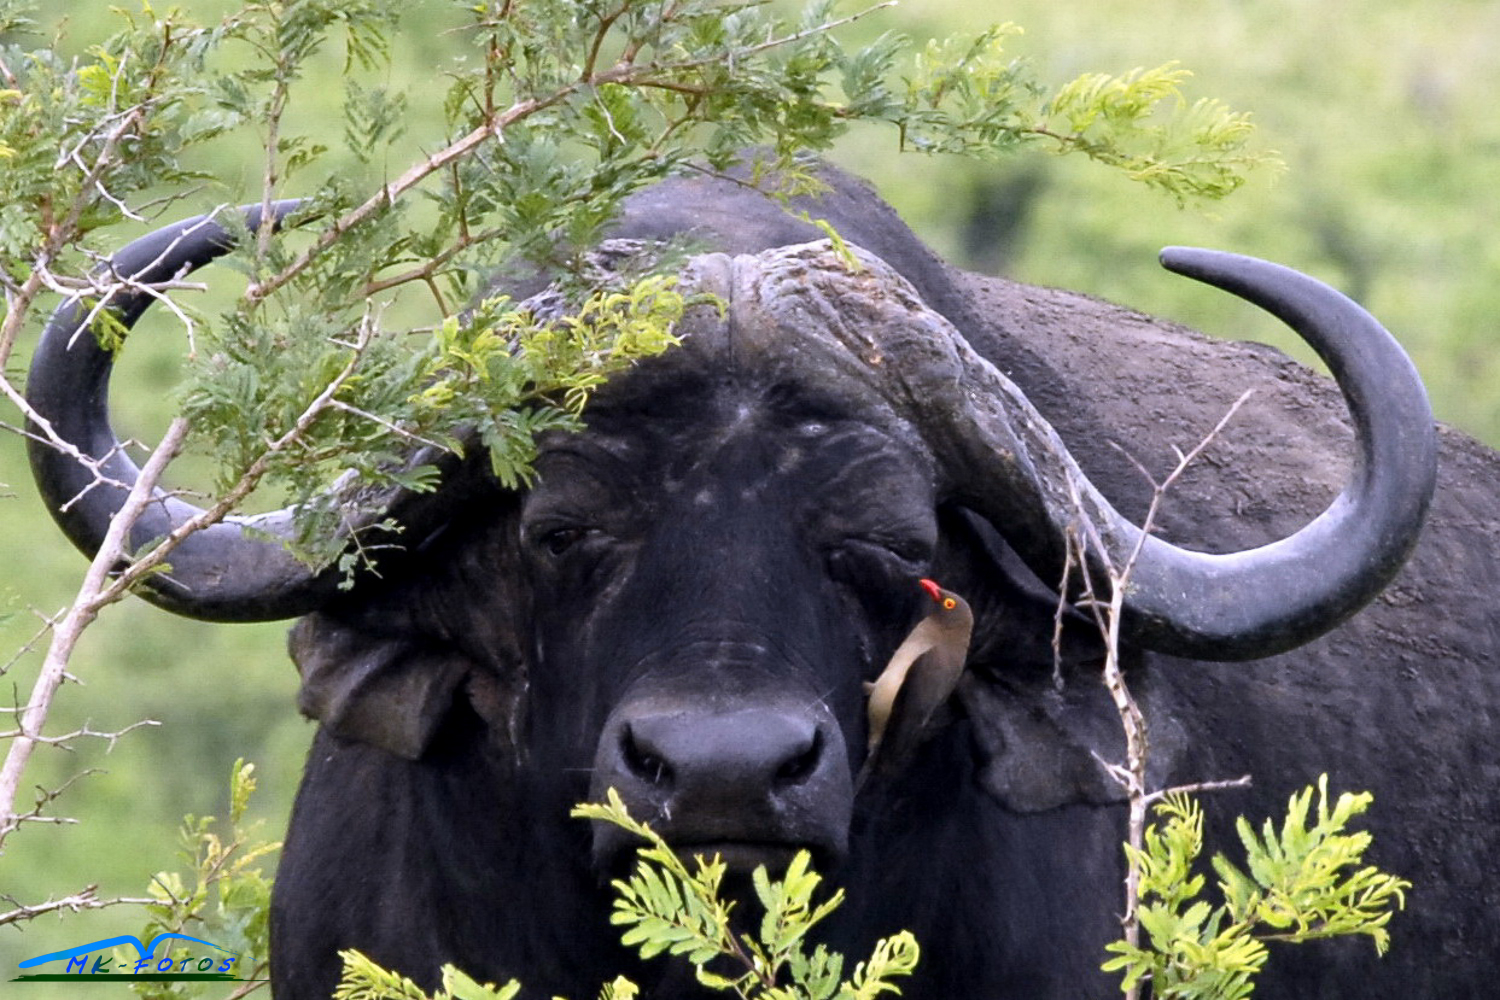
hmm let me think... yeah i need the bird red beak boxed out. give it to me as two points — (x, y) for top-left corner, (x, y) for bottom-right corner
(919, 578), (943, 602)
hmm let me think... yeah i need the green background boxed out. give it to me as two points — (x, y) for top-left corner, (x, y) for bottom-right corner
(3, 0), (1497, 990)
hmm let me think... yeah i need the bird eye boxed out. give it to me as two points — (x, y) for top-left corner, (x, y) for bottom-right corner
(943, 597), (957, 610)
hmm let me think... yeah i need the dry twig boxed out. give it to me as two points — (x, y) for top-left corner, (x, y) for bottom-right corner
(1059, 391), (1255, 999)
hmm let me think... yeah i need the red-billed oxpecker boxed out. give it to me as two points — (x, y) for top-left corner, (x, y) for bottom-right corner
(857, 578), (974, 789)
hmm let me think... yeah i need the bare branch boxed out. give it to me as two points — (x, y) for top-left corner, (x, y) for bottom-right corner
(1143, 775), (1253, 808)
(0, 416), (191, 837)
(2, 768), (100, 839)
(0, 718), (161, 750)
(329, 400), (452, 453)
(0, 886), (157, 929)
(1063, 392), (1256, 999)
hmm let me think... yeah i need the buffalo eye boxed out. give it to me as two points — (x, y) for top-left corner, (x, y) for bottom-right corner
(827, 537), (929, 593)
(538, 526), (593, 556)
(522, 517), (606, 559)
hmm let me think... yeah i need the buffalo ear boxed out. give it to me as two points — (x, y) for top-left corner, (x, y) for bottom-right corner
(290, 613), (475, 760)
(957, 648), (1188, 813)
(935, 506), (1188, 812)
(287, 492), (528, 760)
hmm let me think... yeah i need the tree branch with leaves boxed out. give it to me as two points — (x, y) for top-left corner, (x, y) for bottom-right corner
(1062, 398), (1411, 999)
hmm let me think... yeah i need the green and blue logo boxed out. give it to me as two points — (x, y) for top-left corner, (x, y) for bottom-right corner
(13, 933), (254, 983)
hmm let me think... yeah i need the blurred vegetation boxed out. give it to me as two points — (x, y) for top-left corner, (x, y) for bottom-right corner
(837, 0), (1500, 440)
(1, 0), (1495, 992)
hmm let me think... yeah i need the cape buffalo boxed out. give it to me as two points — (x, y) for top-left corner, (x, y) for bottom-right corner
(26, 161), (1500, 999)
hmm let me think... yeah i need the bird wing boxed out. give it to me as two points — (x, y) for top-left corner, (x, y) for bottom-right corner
(858, 599), (972, 789)
(864, 617), (940, 755)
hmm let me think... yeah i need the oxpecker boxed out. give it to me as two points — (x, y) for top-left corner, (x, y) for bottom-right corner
(858, 578), (973, 788)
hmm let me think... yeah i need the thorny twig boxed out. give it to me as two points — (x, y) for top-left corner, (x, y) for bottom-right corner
(0, 321), (377, 842)
(0, 717), (161, 750)
(3, 768), (103, 837)
(1058, 390), (1254, 1000)
(0, 416), (191, 843)
(0, 886), (157, 929)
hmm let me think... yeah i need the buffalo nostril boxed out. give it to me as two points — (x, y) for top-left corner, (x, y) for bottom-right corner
(774, 728), (822, 787)
(622, 724), (674, 788)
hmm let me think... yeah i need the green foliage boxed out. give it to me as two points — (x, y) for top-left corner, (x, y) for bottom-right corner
(0, 0), (1274, 585)
(1216, 775), (1409, 953)
(180, 269), (688, 570)
(0, 0), (1275, 572)
(1102, 776), (1409, 1000)
(574, 789), (919, 1000)
(129, 759), (281, 1000)
(891, 29), (1271, 202)
(857, 0), (1500, 448)
(330, 790), (919, 1000)
(416, 273), (690, 483)
(1038, 63), (1267, 203)
(334, 950), (522, 1000)
(0, 2), (224, 273)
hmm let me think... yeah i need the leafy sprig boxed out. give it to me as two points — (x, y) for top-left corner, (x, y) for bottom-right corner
(1036, 63), (1267, 203)
(328, 789), (917, 1000)
(1102, 776), (1409, 1000)
(1216, 775), (1409, 951)
(129, 760), (281, 1000)
(334, 952), (522, 1000)
(573, 789), (919, 1000)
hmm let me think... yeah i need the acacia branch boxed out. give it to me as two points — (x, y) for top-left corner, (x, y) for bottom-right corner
(243, 0), (897, 310)
(243, 95), (563, 307)
(354, 224), (504, 300)
(0, 417), (190, 839)
(582, 2), (631, 81)
(0, 886), (157, 929)
(1063, 391), (1254, 999)
(0, 21), (182, 405)
(0, 314), (374, 838)
(0, 214), (237, 512)
(92, 322), (377, 610)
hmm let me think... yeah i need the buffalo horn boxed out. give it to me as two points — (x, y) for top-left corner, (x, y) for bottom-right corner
(25, 202), (464, 622)
(741, 243), (1437, 661)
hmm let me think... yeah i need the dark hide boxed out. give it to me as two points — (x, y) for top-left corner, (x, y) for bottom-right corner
(270, 164), (1500, 999)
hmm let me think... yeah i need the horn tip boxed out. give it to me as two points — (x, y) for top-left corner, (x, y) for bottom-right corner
(1159, 245), (1230, 277)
